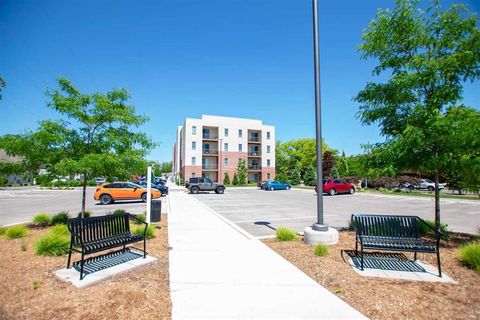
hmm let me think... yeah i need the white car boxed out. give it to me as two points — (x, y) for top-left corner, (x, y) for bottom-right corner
(95, 177), (106, 185)
(419, 179), (444, 191)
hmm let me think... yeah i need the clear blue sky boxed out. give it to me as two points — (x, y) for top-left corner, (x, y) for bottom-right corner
(1, 0), (479, 162)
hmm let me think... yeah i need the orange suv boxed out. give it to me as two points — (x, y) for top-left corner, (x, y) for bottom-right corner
(94, 182), (161, 205)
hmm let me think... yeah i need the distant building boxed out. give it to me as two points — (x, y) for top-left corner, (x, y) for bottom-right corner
(0, 149), (30, 185)
(173, 115), (275, 183)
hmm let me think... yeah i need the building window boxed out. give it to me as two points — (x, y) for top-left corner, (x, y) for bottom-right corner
(192, 157), (196, 165)
(192, 126), (197, 135)
(224, 158), (229, 166)
(224, 143), (228, 151)
(238, 144), (242, 152)
(192, 172), (196, 177)
(224, 128), (229, 137)
(267, 131), (270, 140)
(267, 145), (270, 153)
(267, 173), (271, 179)
(239, 129), (243, 137)
(267, 159), (271, 167)
(192, 141), (196, 150)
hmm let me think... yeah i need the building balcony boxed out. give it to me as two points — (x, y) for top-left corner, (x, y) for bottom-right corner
(202, 164), (218, 170)
(202, 133), (218, 140)
(247, 137), (261, 143)
(202, 149), (219, 155)
(248, 164), (262, 170)
(248, 151), (262, 157)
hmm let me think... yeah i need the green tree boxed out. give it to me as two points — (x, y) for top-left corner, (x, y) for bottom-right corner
(223, 172), (231, 185)
(337, 151), (350, 177)
(289, 162), (302, 185)
(355, 0), (480, 229)
(303, 165), (317, 186)
(232, 173), (239, 185)
(237, 159), (248, 185)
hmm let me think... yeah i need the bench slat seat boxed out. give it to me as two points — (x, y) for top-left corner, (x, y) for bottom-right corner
(352, 214), (442, 277)
(67, 213), (148, 280)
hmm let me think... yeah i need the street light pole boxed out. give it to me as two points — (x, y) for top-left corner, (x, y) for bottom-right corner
(311, 0), (327, 232)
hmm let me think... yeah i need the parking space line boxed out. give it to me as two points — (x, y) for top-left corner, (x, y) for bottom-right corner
(232, 215), (336, 223)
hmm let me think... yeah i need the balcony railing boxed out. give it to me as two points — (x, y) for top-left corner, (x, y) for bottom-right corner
(248, 151), (261, 156)
(202, 149), (219, 155)
(248, 164), (262, 170)
(202, 164), (218, 170)
(203, 134), (218, 139)
(248, 136), (261, 142)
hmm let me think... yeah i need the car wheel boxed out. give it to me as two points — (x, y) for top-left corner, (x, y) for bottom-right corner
(191, 186), (200, 194)
(215, 186), (225, 194)
(270, 186), (274, 191)
(427, 186), (434, 192)
(286, 185), (291, 190)
(100, 194), (113, 205)
(141, 193), (147, 202)
(349, 187), (355, 194)
(329, 188), (336, 196)
(408, 185), (414, 191)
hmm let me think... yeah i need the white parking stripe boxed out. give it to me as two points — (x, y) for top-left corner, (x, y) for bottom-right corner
(232, 215), (335, 223)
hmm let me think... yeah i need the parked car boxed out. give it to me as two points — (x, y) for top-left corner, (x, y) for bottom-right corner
(315, 179), (355, 196)
(186, 177), (225, 194)
(154, 177), (167, 185)
(95, 177), (106, 185)
(134, 180), (169, 195)
(419, 179), (444, 191)
(263, 180), (291, 191)
(94, 182), (161, 205)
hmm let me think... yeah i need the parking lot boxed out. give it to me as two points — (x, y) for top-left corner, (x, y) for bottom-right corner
(0, 187), (163, 225)
(193, 188), (480, 237)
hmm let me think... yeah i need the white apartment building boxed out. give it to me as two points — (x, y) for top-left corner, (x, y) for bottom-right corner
(173, 115), (275, 183)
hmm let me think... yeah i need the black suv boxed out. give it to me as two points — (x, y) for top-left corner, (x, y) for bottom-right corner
(186, 177), (225, 194)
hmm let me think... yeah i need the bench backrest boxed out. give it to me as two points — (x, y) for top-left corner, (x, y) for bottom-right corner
(67, 214), (131, 246)
(351, 214), (421, 238)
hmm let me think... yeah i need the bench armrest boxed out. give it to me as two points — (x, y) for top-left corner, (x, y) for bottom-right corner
(417, 217), (442, 239)
(129, 213), (148, 225)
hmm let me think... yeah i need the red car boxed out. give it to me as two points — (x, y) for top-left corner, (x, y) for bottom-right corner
(315, 179), (355, 196)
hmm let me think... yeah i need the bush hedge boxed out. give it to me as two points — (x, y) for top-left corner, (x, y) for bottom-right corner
(32, 213), (52, 227)
(458, 242), (480, 274)
(51, 212), (69, 225)
(77, 211), (91, 218)
(276, 228), (297, 241)
(5, 225), (28, 239)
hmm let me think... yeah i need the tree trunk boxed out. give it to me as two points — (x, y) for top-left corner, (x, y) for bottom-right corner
(81, 174), (87, 218)
(434, 170), (441, 233)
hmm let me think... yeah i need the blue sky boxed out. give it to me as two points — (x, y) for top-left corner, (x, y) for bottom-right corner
(1, 0), (479, 162)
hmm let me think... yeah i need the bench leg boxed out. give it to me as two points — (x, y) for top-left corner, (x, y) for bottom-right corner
(414, 251), (417, 261)
(355, 240), (358, 256)
(79, 252), (85, 280)
(143, 238), (146, 258)
(437, 250), (442, 277)
(66, 240), (73, 269)
(360, 246), (364, 271)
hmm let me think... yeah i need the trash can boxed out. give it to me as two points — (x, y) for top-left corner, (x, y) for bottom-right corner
(151, 199), (162, 222)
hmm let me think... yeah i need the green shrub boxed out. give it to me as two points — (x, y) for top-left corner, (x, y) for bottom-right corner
(0, 226), (6, 235)
(418, 219), (449, 240)
(21, 240), (27, 251)
(51, 212), (69, 225)
(458, 242), (480, 273)
(5, 225), (28, 239)
(51, 224), (70, 237)
(276, 228), (297, 241)
(133, 225), (155, 239)
(134, 214), (146, 224)
(35, 233), (70, 256)
(113, 209), (127, 215)
(77, 211), (91, 218)
(32, 213), (52, 226)
(314, 244), (329, 256)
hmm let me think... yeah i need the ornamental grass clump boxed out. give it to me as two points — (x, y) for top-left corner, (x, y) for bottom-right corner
(35, 233), (70, 256)
(32, 213), (52, 227)
(458, 242), (480, 274)
(5, 225), (28, 239)
(134, 213), (146, 224)
(133, 224), (155, 239)
(0, 226), (6, 236)
(314, 244), (329, 257)
(276, 228), (297, 241)
(51, 224), (70, 237)
(418, 219), (450, 240)
(51, 211), (69, 225)
(113, 209), (127, 215)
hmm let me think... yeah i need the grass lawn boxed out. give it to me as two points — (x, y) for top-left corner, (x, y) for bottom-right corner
(365, 189), (480, 201)
(0, 218), (171, 319)
(264, 231), (480, 320)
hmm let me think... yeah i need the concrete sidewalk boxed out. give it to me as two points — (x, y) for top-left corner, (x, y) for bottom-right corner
(168, 191), (367, 319)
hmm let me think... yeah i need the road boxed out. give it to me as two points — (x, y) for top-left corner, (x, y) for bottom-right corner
(0, 187), (160, 225)
(193, 187), (480, 237)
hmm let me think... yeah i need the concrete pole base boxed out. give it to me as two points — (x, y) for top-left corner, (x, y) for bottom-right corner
(303, 226), (339, 245)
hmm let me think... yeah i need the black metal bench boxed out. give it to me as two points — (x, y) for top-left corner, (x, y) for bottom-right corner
(351, 214), (442, 277)
(66, 213), (148, 280)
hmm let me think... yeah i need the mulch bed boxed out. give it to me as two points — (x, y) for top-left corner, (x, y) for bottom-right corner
(264, 231), (480, 320)
(0, 217), (171, 320)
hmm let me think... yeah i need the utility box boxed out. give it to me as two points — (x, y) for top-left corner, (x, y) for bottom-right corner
(150, 199), (162, 222)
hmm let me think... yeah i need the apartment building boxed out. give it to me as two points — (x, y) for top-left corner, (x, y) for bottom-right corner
(173, 115), (275, 183)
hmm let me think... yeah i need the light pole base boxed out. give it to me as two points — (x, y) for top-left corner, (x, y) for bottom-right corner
(304, 226), (339, 245)
(312, 223), (328, 231)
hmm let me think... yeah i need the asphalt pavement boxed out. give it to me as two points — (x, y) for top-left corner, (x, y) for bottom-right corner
(193, 187), (480, 236)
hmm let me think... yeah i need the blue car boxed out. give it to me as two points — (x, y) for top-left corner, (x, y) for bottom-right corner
(133, 180), (169, 195)
(263, 180), (292, 191)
